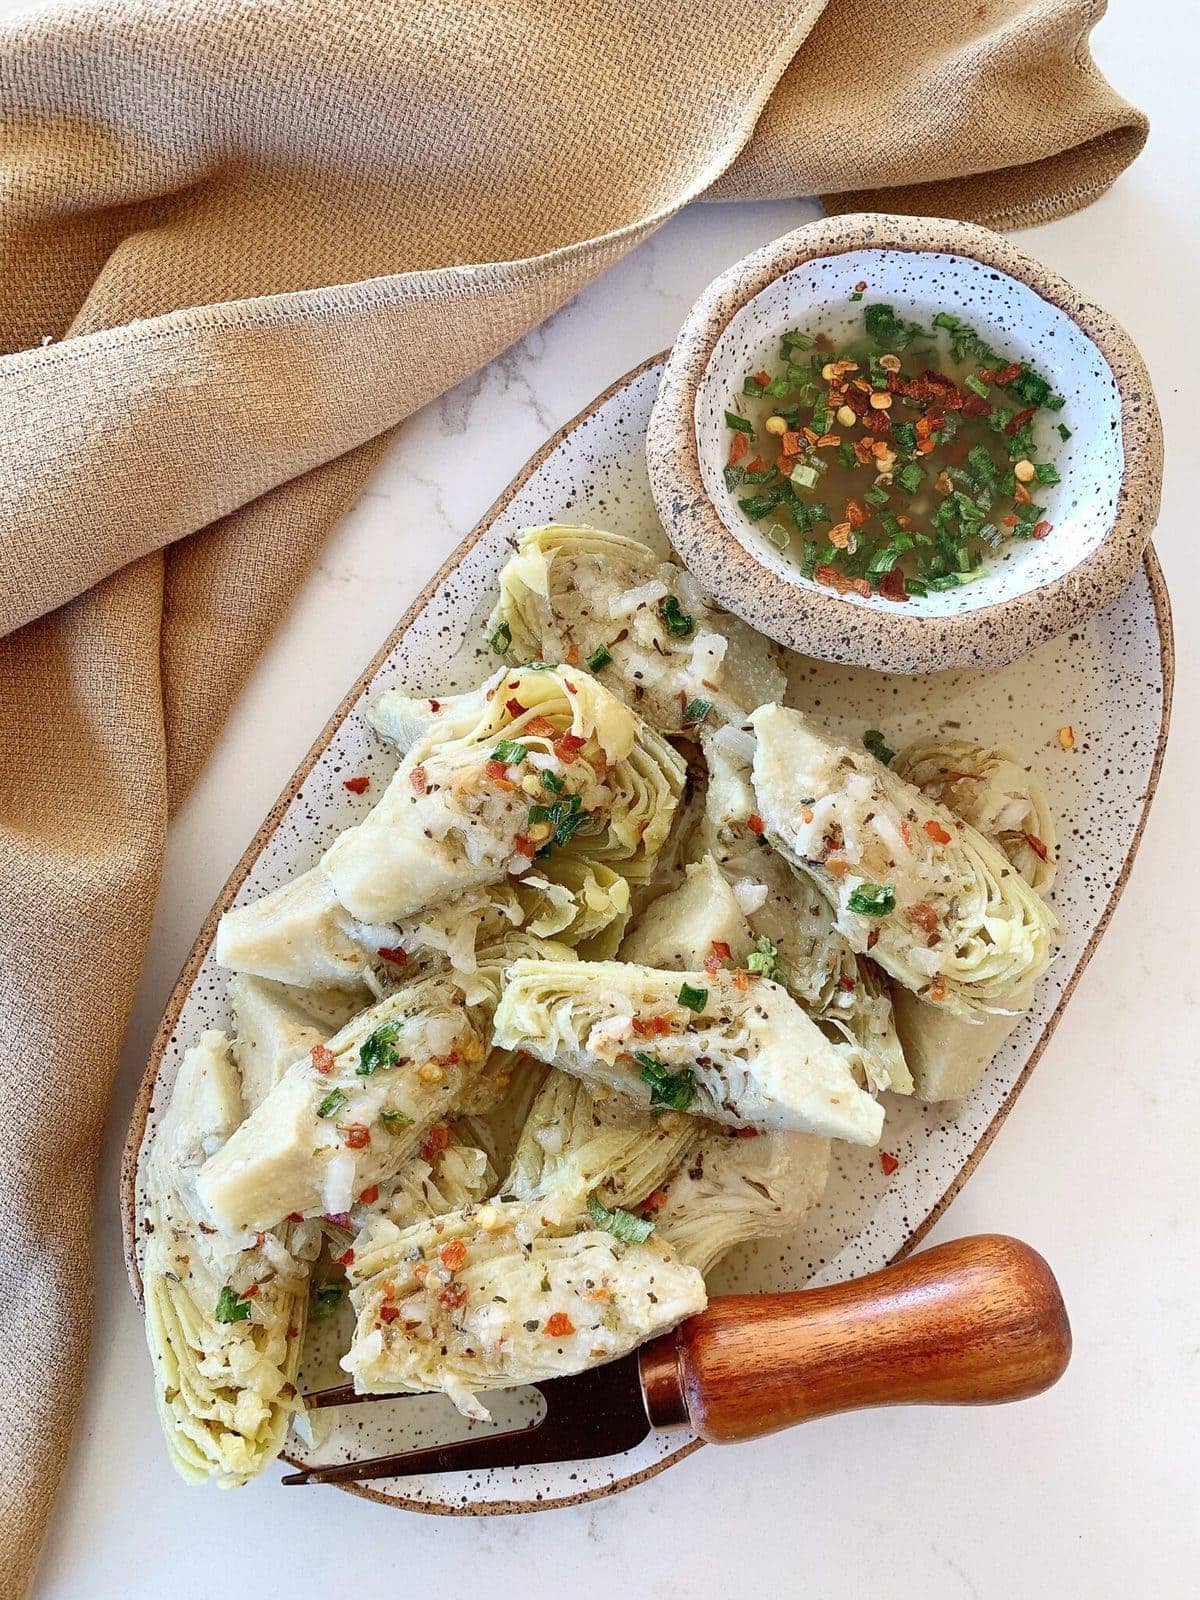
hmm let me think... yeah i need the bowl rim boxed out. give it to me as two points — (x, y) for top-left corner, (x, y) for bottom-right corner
(647, 212), (1163, 674)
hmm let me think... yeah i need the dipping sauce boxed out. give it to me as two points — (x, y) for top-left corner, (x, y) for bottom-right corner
(724, 302), (1068, 600)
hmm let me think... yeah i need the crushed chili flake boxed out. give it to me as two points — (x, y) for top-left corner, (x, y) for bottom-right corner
(641, 1188), (669, 1213)
(310, 1043), (336, 1075)
(378, 945), (408, 966)
(286, 1212), (304, 1223)
(409, 765), (428, 794)
(544, 1312), (575, 1338)
(359, 1184), (380, 1206)
(524, 715), (557, 738)
(632, 1015), (672, 1038)
(342, 1124), (370, 1150)
(924, 819), (952, 845)
(504, 697), (526, 718)
(710, 940), (733, 961)
(734, 1126), (760, 1139)
(564, 642), (581, 666)
(746, 814), (765, 836)
(554, 732), (586, 762)
(333, 1247), (355, 1267)
(880, 1152), (900, 1176)
(343, 775), (370, 794)
(908, 902), (939, 936)
(1024, 832), (1050, 862)
(422, 1126), (452, 1162)
(732, 968), (751, 992)
(929, 976), (948, 1002)
(439, 1239), (468, 1273)
(438, 1282), (468, 1312)
(380, 1304), (401, 1324)
(513, 834), (537, 858)
(485, 758), (510, 781)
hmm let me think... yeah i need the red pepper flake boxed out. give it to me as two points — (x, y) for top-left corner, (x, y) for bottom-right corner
(1004, 405), (1038, 438)
(544, 1312), (575, 1338)
(409, 765), (428, 795)
(880, 1152), (900, 1176)
(378, 945), (408, 967)
(839, 975), (857, 991)
(505, 697), (525, 718)
(710, 940), (733, 962)
(1031, 520), (1052, 540)
(343, 775), (370, 794)
(1002, 515), (1019, 528)
(438, 1282), (468, 1312)
(286, 1212), (304, 1223)
(439, 1239), (468, 1273)
(380, 1304), (401, 1324)
(746, 814), (765, 836)
(929, 976), (947, 1003)
(924, 819), (952, 845)
(632, 1015), (672, 1038)
(1024, 832), (1050, 862)
(734, 1126), (760, 1139)
(287, 1324), (299, 1338)
(908, 902), (939, 936)
(553, 732), (586, 763)
(310, 1044), (336, 1075)
(241, 1283), (259, 1299)
(878, 568), (909, 604)
(428, 699), (440, 713)
(485, 758), (510, 782)
(524, 715), (557, 738)
(342, 1124), (371, 1150)
(781, 429), (803, 457)
(565, 642), (581, 666)
(513, 834), (537, 858)
(754, 369), (771, 388)
(745, 455), (768, 474)
(421, 1125), (451, 1162)
(732, 968), (751, 992)
(728, 430), (750, 468)
(333, 1247), (355, 1267)
(359, 1184), (380, 1206)
(845, 499), (867, 528)
(641, 1188), (669, 1213)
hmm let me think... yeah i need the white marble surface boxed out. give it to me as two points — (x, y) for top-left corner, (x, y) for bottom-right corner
(31, 5), (1198, 1596)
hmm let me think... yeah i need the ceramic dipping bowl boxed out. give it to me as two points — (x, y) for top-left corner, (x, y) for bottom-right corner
(646, 213), (1162, 674)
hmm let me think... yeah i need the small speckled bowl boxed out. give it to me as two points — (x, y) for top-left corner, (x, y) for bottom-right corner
(647, 213), (1162, 674)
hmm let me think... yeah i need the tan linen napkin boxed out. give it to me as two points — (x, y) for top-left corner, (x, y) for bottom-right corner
(0, 0), (1143, 1587)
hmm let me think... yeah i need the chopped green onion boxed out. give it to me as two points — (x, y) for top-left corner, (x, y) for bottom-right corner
(1034, 462), (1061, 485)
(635, 1052), (697, 1113)
(528, 792), (590, 847)
(215, 1286), (252, 1324)
(658, 595), (695, 637)
(891, 421), (918, 454)
(723, 464), (743, 493)
(849, 290), (863, 302)
(540, 769), (565, 794)
(838, 441), (857, 470)
(863, 729), (894, 764)
(896, 463), (925, 495)
(1057, 423), (1072, 441)
(780, 328), (815, 353)
(586, 1192), (655, 1244)
(585, 646), (612, 672)
(380, 1108), (413, 1130)
(677, 982), (708, 1013)
(489, 621), (512, 656)
(490, 739), (527, 766)
(725, 410), (755, 435)
(864, 485), (890, 508)
(743, 373), (765, 396)
(745, 935), (786, 984)
(310, 1284), (343, 1320)
(682, 698), (712, 727)
(964, 373), (990, 399)
(358, 1021), (401, 1076)
(847, 883), (896, 917)
(317, 1087), (348, 1118)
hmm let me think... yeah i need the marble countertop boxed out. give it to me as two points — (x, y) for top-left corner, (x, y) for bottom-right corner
(32, 5), (1197, 1596)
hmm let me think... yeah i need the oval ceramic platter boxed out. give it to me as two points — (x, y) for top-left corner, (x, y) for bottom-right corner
(123, 353), (1173, 1514)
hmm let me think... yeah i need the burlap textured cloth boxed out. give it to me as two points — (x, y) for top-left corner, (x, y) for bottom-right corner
(0, 0), (1143, 1587)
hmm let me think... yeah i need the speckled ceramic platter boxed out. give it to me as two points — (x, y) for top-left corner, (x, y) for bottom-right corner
(123, 353), (1173, 1515)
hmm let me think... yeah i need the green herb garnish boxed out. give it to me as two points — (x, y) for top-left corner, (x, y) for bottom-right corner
(635, 1052), (697, 1113)
(317, 1087), (348, 1119)
(489, 621), (512, 655)
(677, 982), (708, 1013)
(380, 1107), (413, 1130)
(585, 646), (613, 672)
(540, 769), (565, 794)
(658, 595), (695, 637)
(682, 698), (712, 727)
(847, 883), (896, 917)
(863, 729), (894, 764)
(215, 1286), (252, 1324)
(491, 739), (527, 766)
(310, 1284), (343, 1320)
(528, 791), (590, 847)
(358, 1021), (402, 1076)
(745, 935), (787, 984)
(724, 410), (755, 435)
(586, 1192), (656, 1243)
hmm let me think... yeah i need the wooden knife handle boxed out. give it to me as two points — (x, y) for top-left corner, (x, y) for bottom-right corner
(639, 1234), (1071, 1443)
